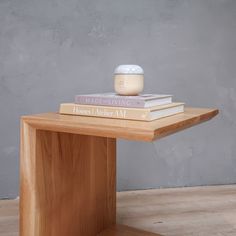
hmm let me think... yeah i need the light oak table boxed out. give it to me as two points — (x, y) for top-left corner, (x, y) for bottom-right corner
(20, 107), (218, 236)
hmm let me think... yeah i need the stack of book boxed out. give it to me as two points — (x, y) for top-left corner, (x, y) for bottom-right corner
(59, 93), (184, 121)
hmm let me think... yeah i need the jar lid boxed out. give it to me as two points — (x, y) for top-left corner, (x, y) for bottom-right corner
(114, 65), (144, 74)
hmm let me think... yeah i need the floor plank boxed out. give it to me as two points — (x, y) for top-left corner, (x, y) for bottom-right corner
(117, 185), (236, 236)
(0, 199), (18, 236)
(98, 224), (162, 236)
(1, 185), (236, 235)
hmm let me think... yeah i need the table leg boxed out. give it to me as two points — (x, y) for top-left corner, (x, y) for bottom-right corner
(20, 121), (116, 236)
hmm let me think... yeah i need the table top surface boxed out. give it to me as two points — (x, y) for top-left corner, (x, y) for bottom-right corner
(22, 107), (218, 141)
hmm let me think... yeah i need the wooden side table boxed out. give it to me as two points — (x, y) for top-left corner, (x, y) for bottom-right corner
(20, 107), (218, 236)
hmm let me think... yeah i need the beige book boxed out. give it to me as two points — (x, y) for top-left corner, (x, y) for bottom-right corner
(59, 102), (184, 121)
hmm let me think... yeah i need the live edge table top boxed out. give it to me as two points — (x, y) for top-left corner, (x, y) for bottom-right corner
(21, 107), (218, 142)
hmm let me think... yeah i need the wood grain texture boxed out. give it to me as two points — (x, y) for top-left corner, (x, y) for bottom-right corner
(21, 107), (218, 141)
(98, 224), (162, 236)
(20, 121), (36, 236)
(20, 122), (116, 236)
(19, 107), (218, 236)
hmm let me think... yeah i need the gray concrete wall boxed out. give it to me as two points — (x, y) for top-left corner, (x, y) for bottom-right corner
(0, 0), (236, 198)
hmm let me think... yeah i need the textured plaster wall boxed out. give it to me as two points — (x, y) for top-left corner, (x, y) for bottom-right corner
(0, 0), (236, 197)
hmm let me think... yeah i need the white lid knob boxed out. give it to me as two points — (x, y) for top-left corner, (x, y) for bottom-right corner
(114, 65), (144, 74)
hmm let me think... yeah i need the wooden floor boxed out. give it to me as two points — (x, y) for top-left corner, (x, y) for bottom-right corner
(1, 185), (236, 236)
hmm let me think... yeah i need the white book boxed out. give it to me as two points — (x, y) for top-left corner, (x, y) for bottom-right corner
(75, 93), (172, 108)
(60, 102), (185, 121)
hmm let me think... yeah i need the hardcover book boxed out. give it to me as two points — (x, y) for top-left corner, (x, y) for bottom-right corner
(75, 93), (172, 108)
(59, 102), (184, 121)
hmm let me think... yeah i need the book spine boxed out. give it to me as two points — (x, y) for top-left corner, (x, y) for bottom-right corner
(75, 96), (145, 108)
(60, 104), (149, 121)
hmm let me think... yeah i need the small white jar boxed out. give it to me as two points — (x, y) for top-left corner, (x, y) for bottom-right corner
(114, 65), (144, 96)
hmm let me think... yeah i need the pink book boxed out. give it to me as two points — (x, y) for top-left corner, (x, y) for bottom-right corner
(75, 93), (172, 108)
